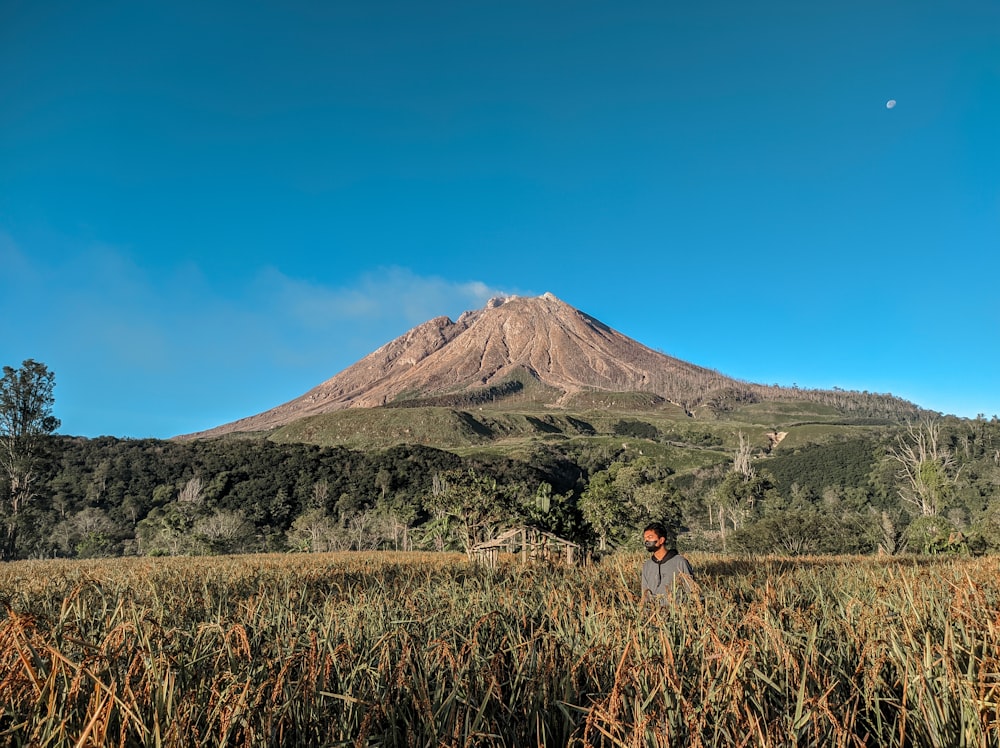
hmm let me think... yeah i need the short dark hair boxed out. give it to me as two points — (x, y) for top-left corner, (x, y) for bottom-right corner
(643, 522), (669, 539)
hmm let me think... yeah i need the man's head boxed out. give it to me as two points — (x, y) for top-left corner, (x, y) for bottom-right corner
(643, 522), (669, 552)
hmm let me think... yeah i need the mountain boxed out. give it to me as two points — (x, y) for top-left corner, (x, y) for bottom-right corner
(182, 293), (922, 439)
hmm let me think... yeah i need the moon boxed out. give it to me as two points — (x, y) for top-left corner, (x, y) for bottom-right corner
(886, 99), (897, 109)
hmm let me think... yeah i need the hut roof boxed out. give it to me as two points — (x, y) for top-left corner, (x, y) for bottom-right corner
(472, 525), (580, 551)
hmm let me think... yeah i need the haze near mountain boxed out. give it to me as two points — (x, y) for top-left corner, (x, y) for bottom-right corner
(185, 293), (919, 438)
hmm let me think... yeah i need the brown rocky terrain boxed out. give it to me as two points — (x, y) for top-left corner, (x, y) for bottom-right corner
(182, 293), (921, 438)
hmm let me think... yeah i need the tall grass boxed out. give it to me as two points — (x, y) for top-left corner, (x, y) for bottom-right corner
(1, 552), (997, 746)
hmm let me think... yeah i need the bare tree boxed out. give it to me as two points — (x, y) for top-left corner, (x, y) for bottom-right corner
(51, 507), (118, 557)
(177, 476), (204, 505)
(888, 418), (957, 517)
(193, 509), (254, 554)
(733, 431), (756, 481)
(348, 510), (382, 551)
(287, 508), (340, 552)
(309, 480), (330, 509)
(713, 432), (760, 548)
(378, 504), (417, 551)
(877, 510), (905, 555)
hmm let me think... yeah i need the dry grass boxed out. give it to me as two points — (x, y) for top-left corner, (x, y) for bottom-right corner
(1, 552), (998, 747)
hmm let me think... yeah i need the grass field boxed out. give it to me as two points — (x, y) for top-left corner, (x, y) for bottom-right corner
(1, 551), (998, 747)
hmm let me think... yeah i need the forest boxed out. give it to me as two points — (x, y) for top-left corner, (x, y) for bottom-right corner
(0, 416), (996, 561)
(2, 360), (999, 561)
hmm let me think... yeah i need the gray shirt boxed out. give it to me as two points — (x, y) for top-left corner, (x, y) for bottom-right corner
(641, 551), (693, 603)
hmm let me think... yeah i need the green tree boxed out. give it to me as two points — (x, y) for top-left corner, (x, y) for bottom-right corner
(732, 509), (824, 555)
(905, 515), (960, 554)
(135, 504), (192, 556)
(0, 359), (61, 560)
(578, 470), (620, 550)
(970, 503), (1000, 553)
(47, 506), (121, 558)
(519, 482), (582, 541)
(579, 457), (679, 550)
(423, 468), (513, 557)
(711, 432), (776, 550)
(713, 469), (775, 550)
(134, 478), (205, 555)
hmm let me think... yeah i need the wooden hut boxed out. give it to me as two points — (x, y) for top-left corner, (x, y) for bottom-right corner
(471, 526), (582, 568)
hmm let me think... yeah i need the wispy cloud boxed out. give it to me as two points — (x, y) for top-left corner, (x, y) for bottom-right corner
(0, 234), (525, 435)
(259, 266), (513, 330)
(0, 231), (35, 282)
(4, 236), (515, 370)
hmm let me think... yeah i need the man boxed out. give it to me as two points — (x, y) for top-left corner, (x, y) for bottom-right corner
(641, 521), (694, 605)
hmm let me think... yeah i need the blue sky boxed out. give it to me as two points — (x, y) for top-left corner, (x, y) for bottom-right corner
(2, 0), (998, 438)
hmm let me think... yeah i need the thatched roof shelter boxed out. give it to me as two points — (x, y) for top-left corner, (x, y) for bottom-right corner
(471, 526), (582, 567)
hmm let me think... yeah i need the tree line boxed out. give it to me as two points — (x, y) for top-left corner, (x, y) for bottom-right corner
(2, 360), (998, 561)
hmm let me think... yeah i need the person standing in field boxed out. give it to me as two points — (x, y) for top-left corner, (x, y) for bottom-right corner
(641, 521), (694, 605)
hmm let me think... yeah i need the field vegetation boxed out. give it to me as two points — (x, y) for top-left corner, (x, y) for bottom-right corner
(1, 551), (998, 746)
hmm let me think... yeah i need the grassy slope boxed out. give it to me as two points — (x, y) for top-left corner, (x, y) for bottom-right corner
(267, 395), (892, 479)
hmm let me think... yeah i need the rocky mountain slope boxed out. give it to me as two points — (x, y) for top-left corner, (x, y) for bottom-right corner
(183, 293), (921, 438)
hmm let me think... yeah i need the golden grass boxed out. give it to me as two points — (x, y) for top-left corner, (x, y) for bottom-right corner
(1, 552), (998, 747)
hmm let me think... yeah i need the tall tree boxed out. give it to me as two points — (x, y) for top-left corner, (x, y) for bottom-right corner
(0, 360), (61, 559)
(579, 457), (679, 550)
(578, 469), (621, 551)
(423, 468), (513, 557)
(713, 432), (771, 549)
(888, 418), (957, 517)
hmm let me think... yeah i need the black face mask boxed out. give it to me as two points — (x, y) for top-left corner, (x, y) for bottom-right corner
(644, 541), (660, 552)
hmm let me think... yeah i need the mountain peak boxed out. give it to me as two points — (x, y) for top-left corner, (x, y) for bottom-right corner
(181, 295), (920, 438)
